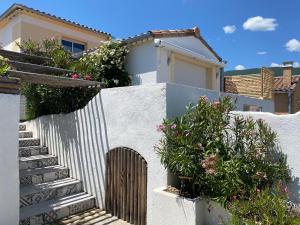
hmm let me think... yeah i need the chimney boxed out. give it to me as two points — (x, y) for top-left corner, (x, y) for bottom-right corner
(282, 61), (293, 87)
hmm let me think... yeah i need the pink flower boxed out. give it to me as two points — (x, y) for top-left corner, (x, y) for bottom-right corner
(200, 96), (208, 102)
(256, 188), (261, 193)
(84, 75), (92, 81)
(71, 74), (80, 79)
(156, 124), (165, 132)
(171, 124), (177, 130)
(212, 101), (220, 108)
(284, 187), (288, 193)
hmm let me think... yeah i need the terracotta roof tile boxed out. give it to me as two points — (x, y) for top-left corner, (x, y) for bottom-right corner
(123, 27), (222, 61)
(274, 75), (300, 92)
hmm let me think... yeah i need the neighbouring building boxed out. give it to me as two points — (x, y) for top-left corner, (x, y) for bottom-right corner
(123, 27), (225, 91)
(0, 4), (111, 53)
(224, 62), (300, 114)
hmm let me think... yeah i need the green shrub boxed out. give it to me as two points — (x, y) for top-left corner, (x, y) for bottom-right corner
(0, 55), (10, 75)
(17, 38), (73, 68)
(75, 40), (131, 88)
(156, 96), (290, 204)
(17, 39), (131, 119)
(228, 186), (300, 225)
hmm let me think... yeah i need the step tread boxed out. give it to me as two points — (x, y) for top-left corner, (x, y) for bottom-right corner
(20, 165), (67, 176)
(20, 154), (57, 162)
(56, 209), (131, 225)
(19, 146), (48, 151)
(20, 178), (80, 196)
(20, 193), (94, 220)
(19, 137), (39, 141)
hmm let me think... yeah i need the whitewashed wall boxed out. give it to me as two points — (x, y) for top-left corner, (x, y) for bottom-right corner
(126, 36), (222, 90)
(0, 93), (20, 224)
(25, 83), (273, 225)
(26, 84), (168, 225)
(235, 111), (300, 203)
(125, 41), (158, 85)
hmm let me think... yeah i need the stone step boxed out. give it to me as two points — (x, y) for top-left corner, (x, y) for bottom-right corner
(19, 131), (33, 138)
(20, 165), (69, 186)
(19, 146), (48, 157)
(20, 193), (95, 225)
(55, 208), (131, 225)
(20, 155), (58, 170)
(19, 124), (26, 131)
(20, 178), (82, 208)
(19, 138), (40, 147)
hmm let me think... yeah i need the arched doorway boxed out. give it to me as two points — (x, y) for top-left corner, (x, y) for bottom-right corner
(105, 147), (147, 225)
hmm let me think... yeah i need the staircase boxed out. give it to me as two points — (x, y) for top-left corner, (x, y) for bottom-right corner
(19, 124), (96, 225)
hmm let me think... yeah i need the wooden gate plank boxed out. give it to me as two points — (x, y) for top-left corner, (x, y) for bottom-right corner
(105, 148), (147, 225)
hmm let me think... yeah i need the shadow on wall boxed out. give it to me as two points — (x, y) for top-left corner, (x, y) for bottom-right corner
(32, 94), (109, 208)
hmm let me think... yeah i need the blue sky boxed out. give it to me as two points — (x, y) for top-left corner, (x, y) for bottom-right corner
(1, 0), (299, 71)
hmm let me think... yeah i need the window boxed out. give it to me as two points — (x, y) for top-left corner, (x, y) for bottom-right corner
(243, 104), (262, 112)
(61, 39), (85, 53)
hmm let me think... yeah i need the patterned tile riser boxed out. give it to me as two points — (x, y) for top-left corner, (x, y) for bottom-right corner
(20, 169), (69, 186)
(20, 182), (82, 208)
(20, 157), (58, 170)
(19, 132), (33, 138)
(19, 124), (26, 131)
(19, 139), (40, 147)
(19, 198), (95, 225)
(19, 147), (48, 157)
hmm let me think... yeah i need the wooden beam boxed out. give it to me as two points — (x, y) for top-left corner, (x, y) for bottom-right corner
(8, 70), (102, 88)
(0, 77), (20, 94)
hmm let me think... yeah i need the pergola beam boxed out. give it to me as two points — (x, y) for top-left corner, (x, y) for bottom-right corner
(8, 70), (102, 88)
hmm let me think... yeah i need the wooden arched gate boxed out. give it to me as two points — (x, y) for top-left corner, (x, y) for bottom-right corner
(105, 147), (147, 225)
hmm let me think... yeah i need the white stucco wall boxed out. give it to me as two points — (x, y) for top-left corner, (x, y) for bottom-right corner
(234, 111), (300, 203)
(166, 83), (274, 118)
(125, 41), (158, 85)
(0, 16), (20, 50)
(161, 36), (218, 62)
(0, 93), (20, 224)
(26, 83), (169, 225)
(126, 36), (222, 90)
(25, 83), (274, 225)
(153, 188), (230, 225)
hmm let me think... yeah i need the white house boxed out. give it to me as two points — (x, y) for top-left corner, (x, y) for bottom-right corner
(124, 27), (225, 90)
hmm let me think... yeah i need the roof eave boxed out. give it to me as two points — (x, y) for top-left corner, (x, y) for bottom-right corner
(0, 3), (111, 37)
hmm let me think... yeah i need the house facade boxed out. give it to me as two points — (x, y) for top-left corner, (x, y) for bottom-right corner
(224, 62), (300, 114)
(0, 4), (111, 53)
(124, 27), (225, 91)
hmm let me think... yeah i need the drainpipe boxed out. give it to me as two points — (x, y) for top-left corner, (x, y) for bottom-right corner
(220, 67), (224, 92)
(288, 90), (293, 114)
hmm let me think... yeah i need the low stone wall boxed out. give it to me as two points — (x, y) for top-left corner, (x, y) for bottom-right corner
(0, 78), (20, 224)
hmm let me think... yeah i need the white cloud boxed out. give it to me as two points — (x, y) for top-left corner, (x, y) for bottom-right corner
(270, 62), (300, 67)
(294, 62), (300, 67)
(243, 16), (278, 31)
(235, 65), (246, 70)
(286, 39), (300, 52)
(257, 51), (267, 55)
(270, 63), (282, 67)
(223, 25), (236, 34)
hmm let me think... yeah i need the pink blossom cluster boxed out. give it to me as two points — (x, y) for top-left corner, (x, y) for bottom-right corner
(200, 154), (218, 175)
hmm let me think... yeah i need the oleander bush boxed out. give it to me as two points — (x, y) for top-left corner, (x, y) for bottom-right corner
(156, 96), (293, 222)
(228, 186), (300, 225)
(17, 39), (130, 119)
